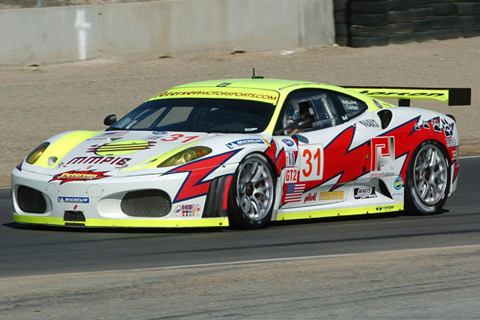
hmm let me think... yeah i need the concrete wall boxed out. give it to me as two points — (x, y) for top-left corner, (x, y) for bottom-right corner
(0, 0), (334, 65)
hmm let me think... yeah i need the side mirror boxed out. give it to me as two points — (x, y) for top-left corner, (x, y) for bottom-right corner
(104, 114), (117, 126)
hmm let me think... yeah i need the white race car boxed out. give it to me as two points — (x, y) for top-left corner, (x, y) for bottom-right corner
(12, 78), (471, 229)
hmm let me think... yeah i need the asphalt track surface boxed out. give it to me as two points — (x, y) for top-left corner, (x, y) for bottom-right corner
(0, 157), (479, 279)
(1, 158), (480, 319)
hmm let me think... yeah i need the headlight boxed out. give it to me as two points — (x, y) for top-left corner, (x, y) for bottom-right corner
(26, 142), (50, 164)
(157, 146), (212, 167)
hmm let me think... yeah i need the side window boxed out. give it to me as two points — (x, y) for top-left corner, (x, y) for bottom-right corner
(335, 93), (368, 120)
(309, 94), (340, 129)
(276, 89), (341, 134)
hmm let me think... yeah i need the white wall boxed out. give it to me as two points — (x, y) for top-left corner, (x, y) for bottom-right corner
(0, 0), (334, 65)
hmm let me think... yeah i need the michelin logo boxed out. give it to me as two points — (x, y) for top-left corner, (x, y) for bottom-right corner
(226, 139), (264, 149)
(57, 196), (90, 204)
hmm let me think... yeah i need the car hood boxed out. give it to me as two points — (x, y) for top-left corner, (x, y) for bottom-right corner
(51, 130), (212, 171)
(25, 130), (269, 177)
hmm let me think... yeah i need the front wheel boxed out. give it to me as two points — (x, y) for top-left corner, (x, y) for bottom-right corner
(228, 154), (276, 229)
(405, 141), (450, 215)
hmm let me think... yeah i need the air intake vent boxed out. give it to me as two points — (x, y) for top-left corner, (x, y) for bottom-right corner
(17, 186), (47, 213)
(121, 190), (171, 217)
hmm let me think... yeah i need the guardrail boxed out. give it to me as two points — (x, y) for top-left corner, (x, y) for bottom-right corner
(0, 0), (335, 65)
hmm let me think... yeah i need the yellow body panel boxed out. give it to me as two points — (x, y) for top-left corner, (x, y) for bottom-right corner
(13, 214), (230, 228)
(34, 131), (101, 168)
(277, 204), (403, 221)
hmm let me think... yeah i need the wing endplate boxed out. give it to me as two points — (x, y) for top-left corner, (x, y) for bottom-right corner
(345, 86), (471, 106)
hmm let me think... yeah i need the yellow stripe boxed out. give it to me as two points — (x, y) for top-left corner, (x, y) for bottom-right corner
(13, 214), (229, 228)
(35, 131), (101, 168)
(276, 204), (403, 221)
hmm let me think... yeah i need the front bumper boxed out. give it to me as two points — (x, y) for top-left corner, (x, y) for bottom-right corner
(11, 168), (230, 228)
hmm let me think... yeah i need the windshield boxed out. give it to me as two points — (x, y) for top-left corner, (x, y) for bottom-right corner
(111, 98), (276, 133)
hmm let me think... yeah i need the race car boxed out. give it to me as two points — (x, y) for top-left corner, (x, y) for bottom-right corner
(11, 77), (471, 229)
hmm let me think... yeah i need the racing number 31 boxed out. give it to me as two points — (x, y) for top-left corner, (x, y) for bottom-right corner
(299, 144), (324, 181)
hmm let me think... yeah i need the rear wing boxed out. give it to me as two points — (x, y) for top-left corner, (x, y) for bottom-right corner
(344, 86), (471, 106)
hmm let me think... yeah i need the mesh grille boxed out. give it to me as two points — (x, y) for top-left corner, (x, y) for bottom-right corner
(17, 186), (47, 214)
(121, 190), (171, 217)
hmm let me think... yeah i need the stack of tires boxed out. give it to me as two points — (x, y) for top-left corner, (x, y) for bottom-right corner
(457, 2), (480, 38)
(411, 0), (435, 42)
(349, 0), (389, 47)
(333, 0), (480, 47)
(334, 0), (350, 46)
(389, 0), (412, 43)
(433, 0), (460, 40)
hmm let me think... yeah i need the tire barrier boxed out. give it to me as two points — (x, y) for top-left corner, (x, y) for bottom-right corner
(333, 0), (480, 47)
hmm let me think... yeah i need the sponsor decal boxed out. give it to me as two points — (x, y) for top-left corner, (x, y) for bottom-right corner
(376, 205), (395, 212)
(284, 183), (306, 203)
(88, 140), (156, 156)
(393, 176), (404, 190)
(319, 191), (344, 201)
(392, 191), (403, 198)
(341, 98), (360, 111)
(415, 117), (454, 137)
(88, 131), (129, 141)
(175, 204), (201, 217)
(358, 119), (379, 128)
(281, 139), (295, 147)
(57, 196), (90, 204)
(354, 187), (376, 199)
(50, 170), (109, 185)
(153, 90), (278, 102)
(284, 168), (298, 184)
(226, 138), (264, 149)
(445, 136), (458, 148)
(359, 90), (445, 98)
(371, 136), (395, 177)
(98, 131), (128, 138)
(415, 120), (431, 130)
(451, 149), (458, 161)
(67, 156), (131, 166)
(303, 192), (317, 203)
(286, 152), (296, 167)
(145, 135), (165, 140)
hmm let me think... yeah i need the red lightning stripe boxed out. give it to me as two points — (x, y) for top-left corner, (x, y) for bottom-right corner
(302, 116), (451, 192)
(384, 116), (454, 176)
(264, 140), (287, 175)
(167, 150), (239, 203)
(319, 126), (367, 190)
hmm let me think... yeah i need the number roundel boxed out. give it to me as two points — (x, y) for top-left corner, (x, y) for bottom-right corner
(299, 144), (324, 182)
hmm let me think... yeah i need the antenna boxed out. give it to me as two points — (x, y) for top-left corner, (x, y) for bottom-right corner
(252, 68), (264, 79)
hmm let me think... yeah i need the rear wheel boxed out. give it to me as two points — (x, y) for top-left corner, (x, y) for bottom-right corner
(405, 141), (450, 214)
(228, 154), (275, 229)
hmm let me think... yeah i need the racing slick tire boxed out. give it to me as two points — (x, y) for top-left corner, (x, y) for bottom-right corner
(405, 141), (450, 215)
(228, 154), (276, 229)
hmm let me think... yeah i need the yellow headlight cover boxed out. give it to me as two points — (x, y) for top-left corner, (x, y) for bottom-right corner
(26, 142), (50, 164)
(157, 146), (212, 167)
